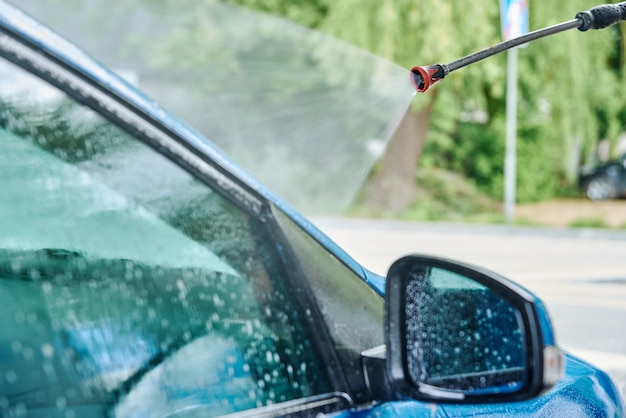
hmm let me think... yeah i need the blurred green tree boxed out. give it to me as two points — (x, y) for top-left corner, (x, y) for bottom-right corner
(226, 0), (626, 206)
(428, 0), (626, 202)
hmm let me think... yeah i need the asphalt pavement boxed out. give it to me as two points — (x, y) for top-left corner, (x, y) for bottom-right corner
(313, 217), (626, 396)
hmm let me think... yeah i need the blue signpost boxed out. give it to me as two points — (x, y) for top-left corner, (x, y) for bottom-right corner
(500, 0), (528, 222)
(501, 0), (529, 41)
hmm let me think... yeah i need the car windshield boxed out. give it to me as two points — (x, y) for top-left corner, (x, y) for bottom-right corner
(17, 0), (413, 215)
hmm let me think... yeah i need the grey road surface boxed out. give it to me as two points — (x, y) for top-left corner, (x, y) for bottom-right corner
(313, 217), (626, 396)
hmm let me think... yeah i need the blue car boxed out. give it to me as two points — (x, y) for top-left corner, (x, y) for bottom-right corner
(0, 1), (623, 417)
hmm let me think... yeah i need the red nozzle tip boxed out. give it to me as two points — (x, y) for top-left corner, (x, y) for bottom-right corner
(410, 65), (445, 93)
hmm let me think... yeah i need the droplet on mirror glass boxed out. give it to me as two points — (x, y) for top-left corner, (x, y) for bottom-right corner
(212, 294), (224, 306)
(41, 343), (54, 358)
(42, 282), (52, 293)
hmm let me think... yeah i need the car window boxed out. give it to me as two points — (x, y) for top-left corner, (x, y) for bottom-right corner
(0, 58), (332, 417)
(274, 209), (384, 403)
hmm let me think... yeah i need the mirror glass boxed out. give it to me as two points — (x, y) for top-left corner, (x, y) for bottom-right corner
(404, 265), (527, 395)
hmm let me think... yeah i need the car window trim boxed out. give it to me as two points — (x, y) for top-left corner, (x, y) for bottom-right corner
(265, 208), (357, 395)
(182, 392), (353, 418)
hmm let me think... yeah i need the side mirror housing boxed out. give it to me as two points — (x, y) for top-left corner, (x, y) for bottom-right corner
(384, 255), (563, 403)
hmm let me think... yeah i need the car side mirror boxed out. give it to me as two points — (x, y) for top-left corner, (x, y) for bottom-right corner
(384, 255), (563, 403)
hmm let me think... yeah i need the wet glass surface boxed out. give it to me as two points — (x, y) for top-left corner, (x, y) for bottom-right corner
(0, 58), (331, 417)
(404, 266), (527, 394)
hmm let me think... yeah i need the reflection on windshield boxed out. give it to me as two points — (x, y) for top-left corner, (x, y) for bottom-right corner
(113, 335), (258, 417)
(18, 0), (413, 214)
(0, 127), (238, 275)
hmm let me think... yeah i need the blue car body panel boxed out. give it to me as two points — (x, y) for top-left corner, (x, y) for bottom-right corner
(0, 1), (623, 416)
(440, 355), (625, 417)
(334, 354), (624, 418)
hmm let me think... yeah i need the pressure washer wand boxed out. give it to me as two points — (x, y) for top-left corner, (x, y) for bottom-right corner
(411, 2), (626, 93)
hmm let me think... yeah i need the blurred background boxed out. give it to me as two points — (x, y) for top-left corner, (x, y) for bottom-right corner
(217, 0), (626, 226)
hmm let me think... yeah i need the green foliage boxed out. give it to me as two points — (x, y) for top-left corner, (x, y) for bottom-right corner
(349, 167), (501, 222)
(418, 1), (626, 203)
(226, 0), (626, 204)
(569, 218), (610, 229)
(221, 0), (329, 29)
(410, 168), (499, 220)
